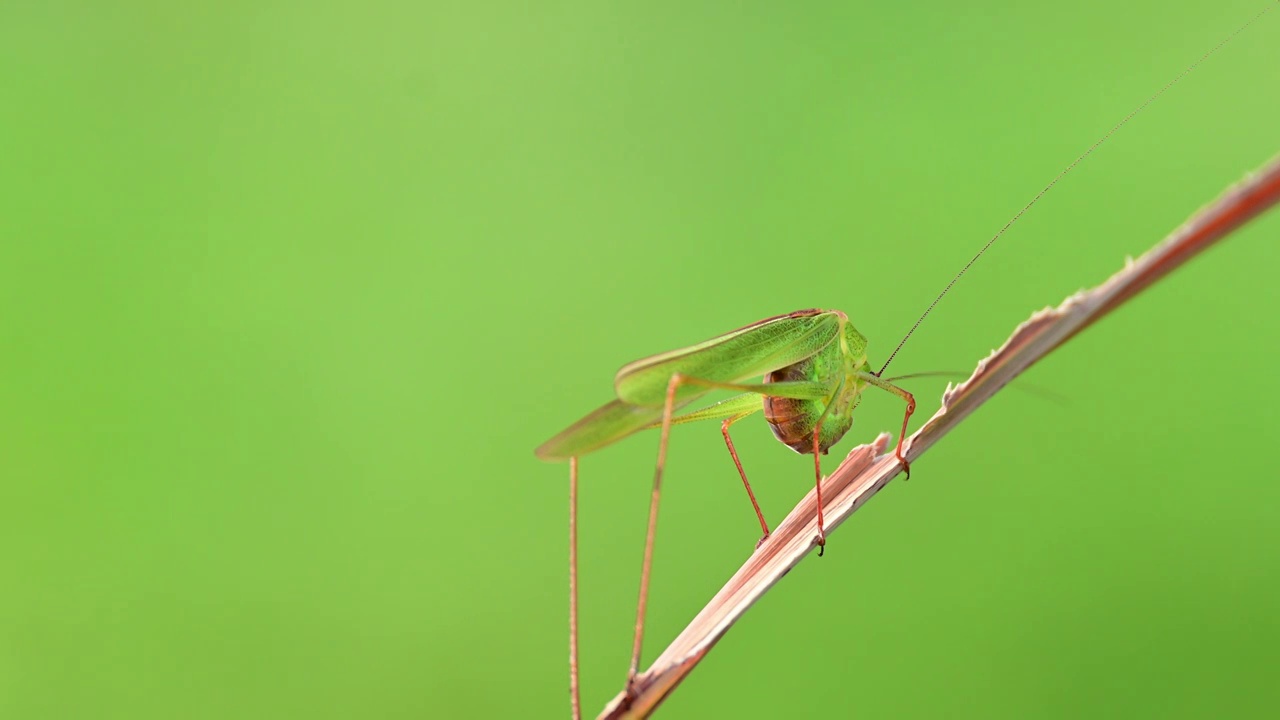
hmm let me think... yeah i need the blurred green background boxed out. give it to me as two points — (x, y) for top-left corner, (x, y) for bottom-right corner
(3, 1), (1278, 718)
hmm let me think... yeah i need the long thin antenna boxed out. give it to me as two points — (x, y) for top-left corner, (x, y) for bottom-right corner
(877, 2), (1276, 377)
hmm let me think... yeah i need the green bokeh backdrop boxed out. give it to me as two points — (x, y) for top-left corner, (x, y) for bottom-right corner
(3, 2), (1279, 718)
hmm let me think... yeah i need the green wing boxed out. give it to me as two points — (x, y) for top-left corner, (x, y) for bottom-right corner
(535, 399), (666, 461)
(535, 310), (843, 461)
(613, 309), (842, 406)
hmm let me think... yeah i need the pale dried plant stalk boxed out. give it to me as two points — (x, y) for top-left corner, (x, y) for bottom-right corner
(600, 154), (1280, 719)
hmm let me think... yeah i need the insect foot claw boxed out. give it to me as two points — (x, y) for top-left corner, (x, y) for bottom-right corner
(755, 533), (771, 550)
(899, 457), (911, 481)
(815, 533), (826, 557)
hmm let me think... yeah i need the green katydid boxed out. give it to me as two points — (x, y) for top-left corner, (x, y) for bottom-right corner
(538, 6), (1276, 718)
(536, 308), (912, 549)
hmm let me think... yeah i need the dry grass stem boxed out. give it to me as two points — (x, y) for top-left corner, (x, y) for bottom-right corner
(600, 154), (1280, 719)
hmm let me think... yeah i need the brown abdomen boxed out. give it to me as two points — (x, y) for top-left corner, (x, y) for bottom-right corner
(762, 361), (821, 455)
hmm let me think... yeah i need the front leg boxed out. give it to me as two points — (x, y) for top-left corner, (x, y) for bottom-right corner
(858, 372), (916, 478)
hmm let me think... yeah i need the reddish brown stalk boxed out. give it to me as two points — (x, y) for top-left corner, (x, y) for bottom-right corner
(598, 155), (1280, 720)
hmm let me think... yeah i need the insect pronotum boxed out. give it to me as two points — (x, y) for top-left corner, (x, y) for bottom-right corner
(536, 5), (1276, 718)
